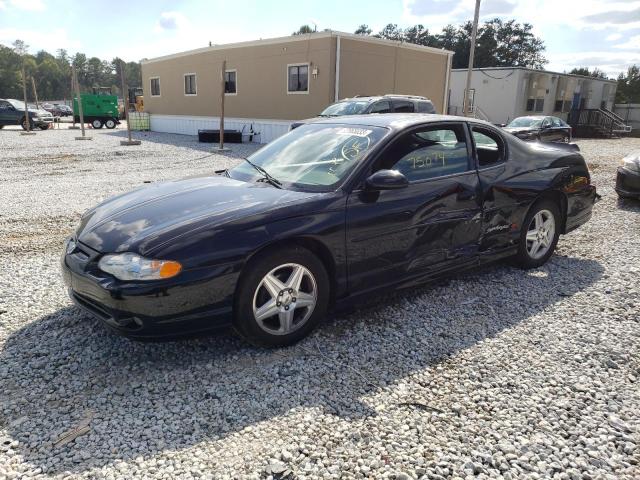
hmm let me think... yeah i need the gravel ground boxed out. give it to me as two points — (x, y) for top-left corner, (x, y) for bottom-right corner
(0, 125), (638, 480)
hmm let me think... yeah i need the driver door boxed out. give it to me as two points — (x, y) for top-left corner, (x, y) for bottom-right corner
(345, 122), (482, 294)
(0, 101), (14, 125)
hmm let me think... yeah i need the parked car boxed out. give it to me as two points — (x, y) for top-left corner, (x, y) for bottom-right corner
(616, 151), (640, 199)
(56, 104), (73, 117)
(62, 114), (598, 346)
(503, 116), (572, 143)
(289, 95), (436, 130)
(0, 98), (54, 130)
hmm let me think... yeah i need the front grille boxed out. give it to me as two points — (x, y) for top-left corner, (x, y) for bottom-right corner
(72, 292), (111, 321)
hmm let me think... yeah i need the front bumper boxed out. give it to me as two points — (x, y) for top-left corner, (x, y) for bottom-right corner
(615, 167), (640, 199)
(61, 240), (238, 339)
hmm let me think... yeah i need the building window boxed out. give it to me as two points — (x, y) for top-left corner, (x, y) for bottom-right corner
(184, 74), (197, 96)
(534, 99), (544, 112)
(225, 70), (237, 95)
(287, 64), (309, 93)
(563, 100), (572, 112)
(526, 98), (534, 111)
(150, 77), (160, 97)
(554, 100), (563, 112)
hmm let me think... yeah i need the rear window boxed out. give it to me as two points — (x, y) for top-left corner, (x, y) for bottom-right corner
(416, 101), (435, 113)
(393, 101), (414, 113)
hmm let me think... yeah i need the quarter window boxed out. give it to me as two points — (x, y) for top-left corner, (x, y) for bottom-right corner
(377, 125), (470, 182)
(288, 64), (309, 93)
(393, 100), (414, 113)
(225, 70), (237, 94)
(150, 77), (160, 97)
(184, 74), (197, 95)
(472, 127), (505, 167)
(370, 101), (391, 113)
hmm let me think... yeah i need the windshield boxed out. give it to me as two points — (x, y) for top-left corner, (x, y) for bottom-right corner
(319, 100), (371, 116)
(7, 99), (27, 110)
(507, 117), (543, 128)
(228, 123), (388, 191)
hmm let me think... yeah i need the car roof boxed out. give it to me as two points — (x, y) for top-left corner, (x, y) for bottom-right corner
(338, 95), (433, 103)
(311, 113), (494, 130)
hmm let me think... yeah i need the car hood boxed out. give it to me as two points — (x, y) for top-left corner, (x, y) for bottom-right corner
(76, 175), (318, 254)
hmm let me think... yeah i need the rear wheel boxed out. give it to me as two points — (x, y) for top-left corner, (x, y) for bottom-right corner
(92, 119), (103, 129)
(104, 118), (116, 129)
(20, 117), (29, 131)
(514, 200), (561, 269)
(234, 246), (329, 347)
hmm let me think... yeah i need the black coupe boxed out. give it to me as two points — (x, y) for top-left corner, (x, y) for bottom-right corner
(62, 114), (598, 346)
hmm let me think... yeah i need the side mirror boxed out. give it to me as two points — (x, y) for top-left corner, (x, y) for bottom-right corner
(365, 169), (409, 190)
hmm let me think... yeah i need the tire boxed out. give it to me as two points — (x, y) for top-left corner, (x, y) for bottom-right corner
(20, 117), (28, 131)
(233, 246), (330, 347)
(104, 118), (116, 129)
(514, 199), (561, 269)
(92, 119), (103, 129)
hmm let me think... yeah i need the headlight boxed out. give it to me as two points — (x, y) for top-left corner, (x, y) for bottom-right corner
(621, 152), (640, 173)
(98, 253), (182, 281)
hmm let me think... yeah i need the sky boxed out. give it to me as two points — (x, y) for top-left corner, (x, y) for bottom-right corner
(0, 0), (639, 78)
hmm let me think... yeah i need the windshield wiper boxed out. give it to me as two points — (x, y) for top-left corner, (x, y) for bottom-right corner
(242, 157), (282, 189)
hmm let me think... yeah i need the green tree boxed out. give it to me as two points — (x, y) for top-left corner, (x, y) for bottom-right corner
(569, 67), (608, 79)
(292, 25), (316, 35)
(354, 24), (372, 35)
(616, 65), (640, 103)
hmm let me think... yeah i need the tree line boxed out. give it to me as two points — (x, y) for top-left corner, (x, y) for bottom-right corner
(293, 21), (640, 103)
(0, 40), (142, 102)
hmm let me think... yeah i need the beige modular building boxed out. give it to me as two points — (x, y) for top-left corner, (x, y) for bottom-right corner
(141, 31), (453, 142)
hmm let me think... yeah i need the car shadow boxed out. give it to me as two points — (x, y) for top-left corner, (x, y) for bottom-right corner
(617, 196), (640, 212)
(0, 255), (604, 475)
(102, 129), (262, 158)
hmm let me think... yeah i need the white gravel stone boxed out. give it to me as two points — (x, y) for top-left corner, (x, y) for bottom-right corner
(0, 126), (639, 479)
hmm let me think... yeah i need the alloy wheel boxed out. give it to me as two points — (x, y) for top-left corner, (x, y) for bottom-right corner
(526, 209), (555, 259)
(252, 263), (317, 335)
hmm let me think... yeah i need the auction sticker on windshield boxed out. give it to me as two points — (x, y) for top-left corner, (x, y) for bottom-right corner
(336, 127), (373, 137)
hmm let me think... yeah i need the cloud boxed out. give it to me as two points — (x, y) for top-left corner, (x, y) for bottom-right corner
(156, 12), (189, 31)
(606, 32), (623, 41)
(481, 0), (517, 15)
(546, 50), (640, 78)
(2, 0), (45, 11)
(0, 27), (80, 53)
(613, 34), (640, 49)
(582, 7), (640, 24)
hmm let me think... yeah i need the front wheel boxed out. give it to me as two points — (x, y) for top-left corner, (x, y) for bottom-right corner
(234, 246), (329, 347)
(514, 200), (561, 269)
(104, 118), (116, 129)
(91, 119), (103, 129)
(21, 118), (29, 131)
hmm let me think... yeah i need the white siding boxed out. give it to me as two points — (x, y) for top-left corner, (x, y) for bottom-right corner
(149, 114), (292, 143)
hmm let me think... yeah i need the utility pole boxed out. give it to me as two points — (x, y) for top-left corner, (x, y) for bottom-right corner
(464, 0), (481, 117)
(30, 77), (40, 109)
(218, 59), (228, 151)
(119, 60), (141, 146)
(72, 64), (91, 140)
(20, 67), (35, 135)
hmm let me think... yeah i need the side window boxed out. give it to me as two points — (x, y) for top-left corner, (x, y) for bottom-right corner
(551, 117), (562, 127)
(287, 64), (309, 93)
(416, 101), (435, 113)
(0, 101), (9, 110)
(370, 101), (391, 113)
(393, 100), (414, 113)
(184, 74), (197, 95)
(150, 77), (160, 97)
(471, 127), (505, 167)
(541, 118), (551, 128)
(225, 70), (237, 94)
(377, 125), (470, 182)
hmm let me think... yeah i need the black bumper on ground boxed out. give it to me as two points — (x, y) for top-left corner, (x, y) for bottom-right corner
(61, 241), (238, 339)
(616, 167), (640, 199)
